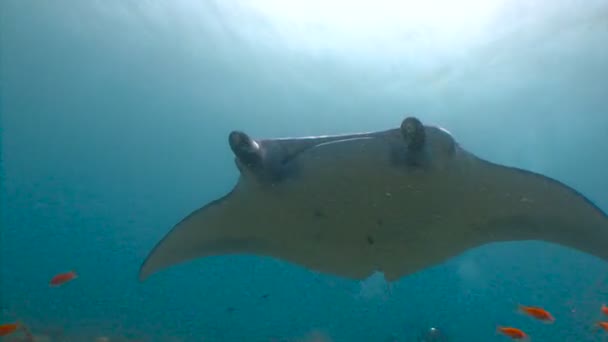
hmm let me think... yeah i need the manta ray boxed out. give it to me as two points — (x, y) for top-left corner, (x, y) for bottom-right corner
(139, 116), (608, 282)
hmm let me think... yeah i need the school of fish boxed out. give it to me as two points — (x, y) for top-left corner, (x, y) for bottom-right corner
(3, 269), (608, 340)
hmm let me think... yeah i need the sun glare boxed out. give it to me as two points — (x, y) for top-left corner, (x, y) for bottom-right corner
(239, 0), (506, 54)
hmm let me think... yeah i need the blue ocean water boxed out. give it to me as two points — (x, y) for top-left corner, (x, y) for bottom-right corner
(1, 0), (608, 341)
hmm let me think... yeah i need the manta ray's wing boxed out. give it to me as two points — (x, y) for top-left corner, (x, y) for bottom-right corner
(374, 148), (608, 282)
(455, 153), (608, 258)
(138, 184), (254, 281)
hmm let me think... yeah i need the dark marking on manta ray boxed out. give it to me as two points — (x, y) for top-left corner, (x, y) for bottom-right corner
(366, 235), (375, 245)
(313, 209), (326, 219)
(138, 115), (608, 284)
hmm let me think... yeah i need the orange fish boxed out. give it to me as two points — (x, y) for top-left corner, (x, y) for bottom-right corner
(497, 326), (529, 340)
(0, 322), (21, 336)
(601, 304), (608, 316)
(518, 304), (555, 323)
(49, 270), (78, 287)
(597, 322), (608, 331)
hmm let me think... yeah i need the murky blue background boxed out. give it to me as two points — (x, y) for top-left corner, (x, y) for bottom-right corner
(2, 0), (608, 340)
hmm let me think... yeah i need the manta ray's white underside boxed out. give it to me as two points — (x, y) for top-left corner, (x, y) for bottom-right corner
(139, 117), (608, 281)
